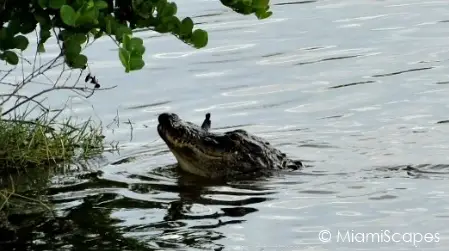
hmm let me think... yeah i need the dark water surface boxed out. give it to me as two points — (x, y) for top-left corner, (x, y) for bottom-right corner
(4, 0), (449, 250)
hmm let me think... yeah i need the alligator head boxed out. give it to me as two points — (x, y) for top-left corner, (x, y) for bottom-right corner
(157, 113), (303, 179)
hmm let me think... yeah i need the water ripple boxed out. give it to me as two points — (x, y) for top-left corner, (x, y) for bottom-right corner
(221, 84), (303, 97)
(257, 47), (377, 66)
(372, 67), (434, 77)
(329, 80), (377, 89)
(274, 0), (317, 6)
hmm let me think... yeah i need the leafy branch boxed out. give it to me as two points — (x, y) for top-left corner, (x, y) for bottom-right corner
(0, 0), (272, 73)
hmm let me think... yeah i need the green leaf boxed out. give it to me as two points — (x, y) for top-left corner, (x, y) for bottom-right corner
(71, 33), (87, 44)
(39, 29), (51, 44)
(119, 48), (130, 72)
(58, 29), (73, 40)
(160, 2), (177, 17)
(105, 17), (113, 34)
(132, 44), (145, 56)
(76, 8), (98, 26)
(72, 54), (87, 68)
(37, 43), (46, 52)
(64, 40), (81, 59)
(255, 9), (272, 19)
(34, 13), (51, 26)
(191, 29), (208, 48)
(242, 0), (252, 6)
(161, 16), (180, 33)
(38, 0), (49, 8)
(0, 29), (7, 41)
(129, 37), (144, 52)
(20, 18), (37, 34)
(49, 0), (66, 9)
(122, 34), (131, 51)
(14, 35), (29, 51)
(253, 0), (269, 8)
(85, 0), (95, 9)
(73, 0), (85, 9)
(4, 51), (19, 65)
(91, 29), (103, 39)
(154, 24), (168, 33)
(130, 37), (143, 47)
(0, 29), (14, 50)
(115, 25), (132, 42)
(129, 56), (145, 71)
(95, 0), (109, 9)
(60, 5), (77, 26)
(7, 19), (21, 36)
(180, 17), (193, 36)
(133, 0), (152, 18)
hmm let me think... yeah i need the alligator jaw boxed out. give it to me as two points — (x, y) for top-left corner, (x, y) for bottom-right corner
(157, 113), (226, 177)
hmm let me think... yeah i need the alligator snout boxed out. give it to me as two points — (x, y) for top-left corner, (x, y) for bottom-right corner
(158, 113), (179, 126)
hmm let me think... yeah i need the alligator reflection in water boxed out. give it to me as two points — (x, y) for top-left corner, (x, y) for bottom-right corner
(0, 162), (275, 250)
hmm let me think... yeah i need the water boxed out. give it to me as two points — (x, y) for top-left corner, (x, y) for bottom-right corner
(3, 0), (449, 250)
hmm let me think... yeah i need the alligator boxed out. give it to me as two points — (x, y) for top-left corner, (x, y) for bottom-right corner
(157, 112), (303, 179)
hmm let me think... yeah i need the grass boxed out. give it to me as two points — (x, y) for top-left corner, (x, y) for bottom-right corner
(0, 40), (113, 237)
(0, 111), (105, 172)
(0, 110), (106, 233)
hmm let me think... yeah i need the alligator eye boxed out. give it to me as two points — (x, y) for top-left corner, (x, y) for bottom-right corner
(228, 134), (240, 141)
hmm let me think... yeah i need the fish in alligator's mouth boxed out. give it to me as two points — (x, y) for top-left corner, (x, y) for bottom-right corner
(157, 112), (303, 179)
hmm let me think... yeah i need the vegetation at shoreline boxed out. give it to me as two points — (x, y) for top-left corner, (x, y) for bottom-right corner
(0, 0), (273, 239)
(0, 0), (272, 171)
(0, 113), (104, 171)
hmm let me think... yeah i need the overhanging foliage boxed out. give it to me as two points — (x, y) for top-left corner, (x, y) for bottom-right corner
(0, 0), (272, 72)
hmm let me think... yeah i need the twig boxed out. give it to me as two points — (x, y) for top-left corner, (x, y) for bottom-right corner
(1, 85), (117, 116)
(0, 56), (63, 107)
(0, 69), (14, 82)
(32, 29), (39, 74)
(0, 82), (17, 87)
(0, 94), (49, 112)
(108, 34), (120, 46)
(52, 27), (63, 51)
(63, 70), (73, 86)
(127, 118), (133, 141)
